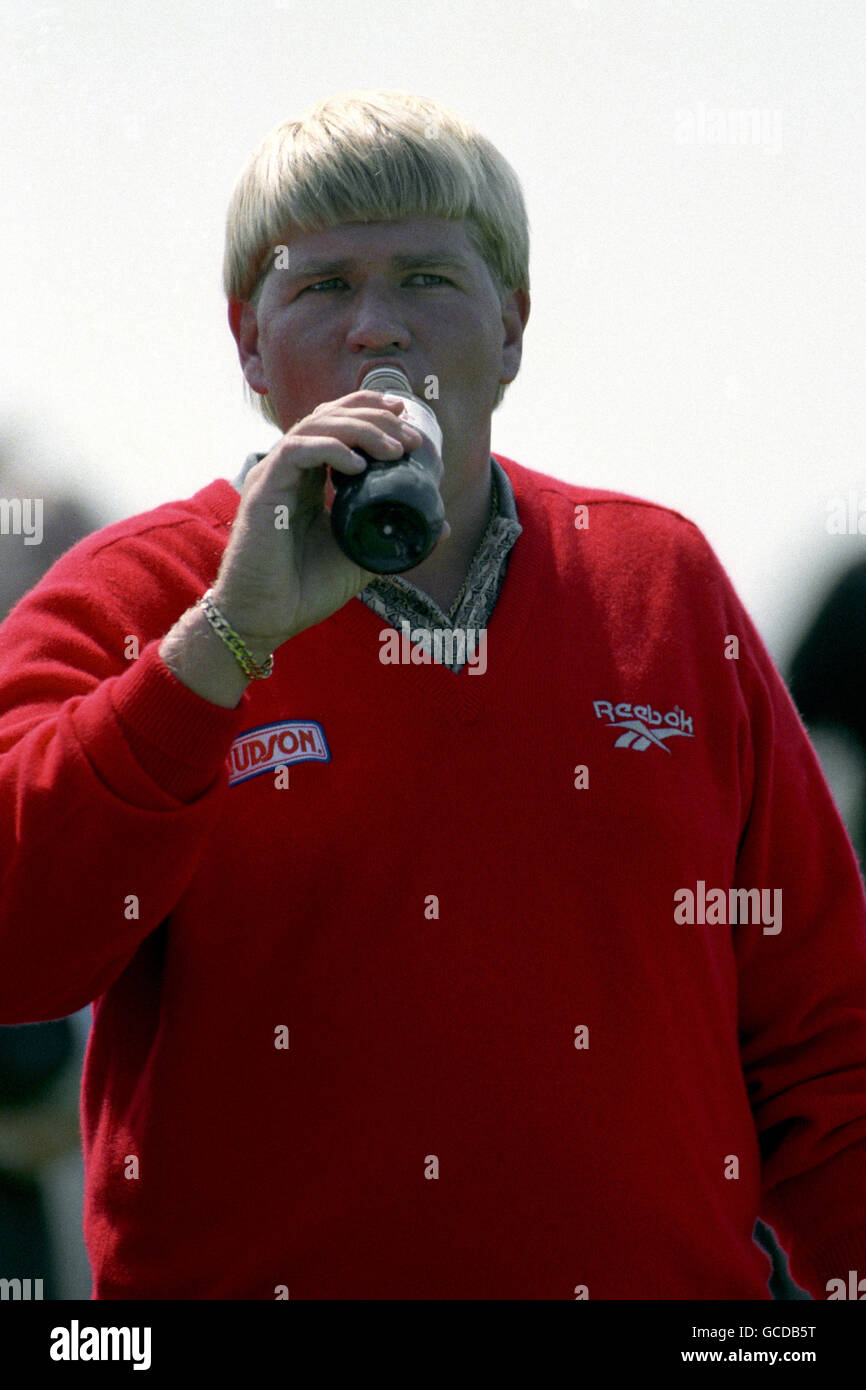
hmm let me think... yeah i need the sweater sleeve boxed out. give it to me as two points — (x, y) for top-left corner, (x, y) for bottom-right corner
(0, 523), (252, 1025)
(712, 545), (866, 1299)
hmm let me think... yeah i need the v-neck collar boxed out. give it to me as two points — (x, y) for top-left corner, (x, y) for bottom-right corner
(329, 457), (547, 723)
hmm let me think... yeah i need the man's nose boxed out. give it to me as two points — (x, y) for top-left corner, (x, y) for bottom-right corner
(344, 284), (411, 349)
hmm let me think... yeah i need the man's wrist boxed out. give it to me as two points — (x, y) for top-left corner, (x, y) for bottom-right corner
(208, 586), (290, 664)
(197, 589), (275, 680)
(159, 605), (254, 709)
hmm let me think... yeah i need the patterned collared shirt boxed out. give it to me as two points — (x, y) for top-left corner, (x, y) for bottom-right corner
(231, 454), (522, 673)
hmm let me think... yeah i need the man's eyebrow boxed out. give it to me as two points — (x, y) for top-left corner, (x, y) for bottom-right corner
(282, 251), (472, 281)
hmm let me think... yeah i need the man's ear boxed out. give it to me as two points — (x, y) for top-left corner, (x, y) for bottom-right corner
(227, 299), (268, 395)
(499, 288), (530, 388)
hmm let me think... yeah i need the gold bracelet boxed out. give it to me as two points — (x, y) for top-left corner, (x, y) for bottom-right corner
(197, 589), (274, 680)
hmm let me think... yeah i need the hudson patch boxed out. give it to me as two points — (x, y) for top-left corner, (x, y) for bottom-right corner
(227, 721), (330, 786)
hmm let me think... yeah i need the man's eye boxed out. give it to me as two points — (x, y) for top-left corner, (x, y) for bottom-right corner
(303, 274), (447, 293)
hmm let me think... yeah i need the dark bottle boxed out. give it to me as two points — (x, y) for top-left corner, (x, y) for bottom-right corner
(330, 366), (445, 573)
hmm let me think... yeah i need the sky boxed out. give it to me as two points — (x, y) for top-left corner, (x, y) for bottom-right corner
(2, 0), (864, 665)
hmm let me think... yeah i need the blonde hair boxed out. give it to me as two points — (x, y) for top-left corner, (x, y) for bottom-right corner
(223, 89), (530, 425)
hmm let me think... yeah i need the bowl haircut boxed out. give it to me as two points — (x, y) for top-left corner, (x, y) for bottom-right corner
(222, 89), (531, 425)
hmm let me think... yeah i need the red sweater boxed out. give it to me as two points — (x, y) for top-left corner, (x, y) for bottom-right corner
(1, 455), (865, 1300)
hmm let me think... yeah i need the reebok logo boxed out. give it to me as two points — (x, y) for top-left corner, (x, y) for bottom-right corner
(227, 720), (330, 786)
(593, 699), (694, 752)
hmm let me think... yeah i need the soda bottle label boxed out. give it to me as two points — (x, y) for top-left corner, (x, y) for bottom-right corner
(393, 397), (443, 468)
(360, 366), (443, 466)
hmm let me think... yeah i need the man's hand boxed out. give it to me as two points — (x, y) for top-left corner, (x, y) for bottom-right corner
(159, 391), (438, 708)
(211, 391), (425, 651)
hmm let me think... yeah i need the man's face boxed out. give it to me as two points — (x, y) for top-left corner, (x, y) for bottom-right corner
(230, 215), (528, 502)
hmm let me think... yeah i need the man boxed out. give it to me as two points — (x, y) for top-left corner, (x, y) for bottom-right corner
(0, 89), (865, 1301)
